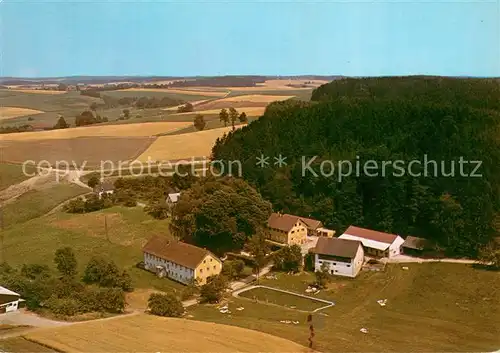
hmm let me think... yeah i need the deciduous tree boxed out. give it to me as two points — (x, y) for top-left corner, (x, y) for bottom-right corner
(54, 247), (77, 278)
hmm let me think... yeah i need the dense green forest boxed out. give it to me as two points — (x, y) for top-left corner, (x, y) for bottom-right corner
(212, 77), (500, 256)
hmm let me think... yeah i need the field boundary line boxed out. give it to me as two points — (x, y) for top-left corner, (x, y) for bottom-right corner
(233, 284), (334, 312)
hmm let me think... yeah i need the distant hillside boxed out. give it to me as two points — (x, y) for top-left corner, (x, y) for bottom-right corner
(212, 76), (500, 256)
(0, 75), (344, 86)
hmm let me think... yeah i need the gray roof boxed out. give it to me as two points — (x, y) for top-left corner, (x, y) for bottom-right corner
(312, 237), (362, 259)
(94, 182), (114, 193)
(402, 236), (431, 250)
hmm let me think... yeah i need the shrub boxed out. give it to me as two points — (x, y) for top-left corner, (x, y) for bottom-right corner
(200, 275), (228, 303)
(82, 257), (133, 291)
(45, 296), (80, 316)
(148, 293), (184, 317)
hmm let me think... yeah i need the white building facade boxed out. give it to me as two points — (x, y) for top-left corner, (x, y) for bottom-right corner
(312, 237), (365, 278)
(144, 252), (195, 285)
(0, 286), (22, 314)
(339, 225), (405, 258)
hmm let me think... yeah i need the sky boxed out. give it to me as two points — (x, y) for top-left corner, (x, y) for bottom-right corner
(1, 0), (499, 77)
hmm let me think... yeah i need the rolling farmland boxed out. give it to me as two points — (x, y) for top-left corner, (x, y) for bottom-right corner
(1, 206), (183, 291)
(25, 315), (310, 352)
(136, 126), (235, 161)
(0, 107), (45, 120)
(6, 89), (66, 95)
(0, 136), (154, 166)
(0, 121), (191, 141)
(172, 107), (266, 117)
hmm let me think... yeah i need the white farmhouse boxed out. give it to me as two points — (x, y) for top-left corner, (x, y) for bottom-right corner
(93, 182), (115, 199)
(0, 286), (23, 314)
(338, 225), (405, 258)
(312, 237), (364, 278)
(142, 235), (222, 286)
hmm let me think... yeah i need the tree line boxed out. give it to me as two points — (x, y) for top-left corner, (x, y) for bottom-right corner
(212, 77), (500, 257)
(0, 247), (131, 317)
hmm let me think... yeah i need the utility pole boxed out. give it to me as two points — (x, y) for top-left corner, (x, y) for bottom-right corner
(104, 214), (110, 243)
(0, 207), (4, 263)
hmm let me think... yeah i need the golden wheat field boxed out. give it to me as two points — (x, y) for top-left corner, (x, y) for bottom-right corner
(222, 79), (329, 91)
(136, 126), (236, 161)
(0, 122), (191, 141)
(7, 89), (67, 95)
(119, 88), (228, 97)
(26, 314), (310, 353)
(218, 94), (295, 103)
(0, 107), (45, 120)
(173, 107), (266, 117)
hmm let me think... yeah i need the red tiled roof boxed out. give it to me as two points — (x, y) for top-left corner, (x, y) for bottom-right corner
(142, 236), (217, 269)
(343, 225), (398, 244)
(300, 217), (323, 230)
(267, 213), (302, 232)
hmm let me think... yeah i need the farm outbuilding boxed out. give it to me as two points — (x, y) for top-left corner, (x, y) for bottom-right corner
(0, 286), (23, 314)
(402, 236), (432, 255)
(338, 225), (405, 258)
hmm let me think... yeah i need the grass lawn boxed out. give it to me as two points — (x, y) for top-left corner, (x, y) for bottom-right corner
(0, 337), (55, 352)
(239, 287), (329, 312)
(188, 264), (500, 352)
(2, 205), (183, 293)
(0, 163), (36, 191)
(2, 183), (88, 228)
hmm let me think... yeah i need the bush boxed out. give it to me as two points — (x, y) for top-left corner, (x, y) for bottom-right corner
(148, 293), (184, 317)
(200, 275), (228, 304)
(99, 287), (126, 313)
(273, 245), (302, 273)
(45, 296), (80, 316)
(221, 260), (245, 279)
(20, 264), (51, 280)
(82, 257), (133, 291)
(64, 197), (86, 213)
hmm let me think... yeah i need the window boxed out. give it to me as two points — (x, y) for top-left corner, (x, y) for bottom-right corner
(333, 263), (337, 266)
(200, 269), (203, 273)
(203, 260), (206, 264)
(210, 258), (213, 262)
(347, 264), (351, 267)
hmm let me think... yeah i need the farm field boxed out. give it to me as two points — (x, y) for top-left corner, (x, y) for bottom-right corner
(0, 163), (36, 191)
(0, 121), (191, 141)
(239, 287), (329, 312)
(0, 136), (154, 166)
(189, 264), (500, 353)
(171, 107), (266, 117)
(116, 87), (228, 97)
(7, 89), (66, 95)
(0, 90), (100, 128)
(105, 88), (219, 101)
(1, 206), (182, 292)
(0, 337), (55, 352)
(136, 126), (235, 162)
(0, 107), (45, 121)
(25, 314), (309, 352)
(1, 183), (88, 228)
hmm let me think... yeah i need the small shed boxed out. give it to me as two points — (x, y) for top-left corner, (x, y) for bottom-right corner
(94, 182), (115, 199)
(0, 286), (22, 314)
(402, 236), (432, 255)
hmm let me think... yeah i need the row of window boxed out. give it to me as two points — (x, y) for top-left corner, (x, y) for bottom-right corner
(318, 260), (351, 268)
(199, 265), (217, 274)
(146, 253), (193, 273)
